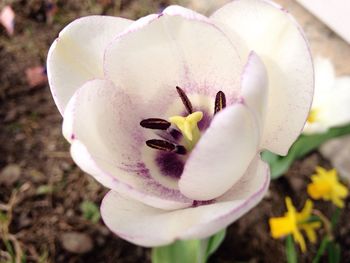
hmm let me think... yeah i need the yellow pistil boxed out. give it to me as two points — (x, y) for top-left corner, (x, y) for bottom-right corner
(307, 108), (320, 123)
(269, 197), (321, 252)
(169, 111), (203, 150)
(307, 166), (349, 208)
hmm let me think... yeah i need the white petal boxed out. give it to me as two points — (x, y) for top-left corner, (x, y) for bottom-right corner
(312, 57), (335, 108)
(162, 5), (210, 21)
(211, 0), (314, 155)
(179, 103), (259, 200)
(63, 79), (192, 210)
(241, 52), (268, 133)
(303, 122), (329, 135)
(101, 157), (270, 247)
(47, 16), (133, 115)
(104, 8), (242, 111)
(327, 77), (350, 127)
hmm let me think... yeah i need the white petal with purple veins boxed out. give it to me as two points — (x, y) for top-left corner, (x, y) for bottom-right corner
(104, 9), (242, 112)
(211, 0), (314, 155)
(63, 79), (192, 210)
(101, 156), (269, 247)
(47, 16), (133, 115)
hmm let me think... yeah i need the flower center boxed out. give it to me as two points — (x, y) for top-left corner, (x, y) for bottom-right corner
(307, 108), (319, 124)
(140, 86), (226, 155)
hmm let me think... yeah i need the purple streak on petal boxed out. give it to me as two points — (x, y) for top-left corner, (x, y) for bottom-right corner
(192, 199), (214, 207)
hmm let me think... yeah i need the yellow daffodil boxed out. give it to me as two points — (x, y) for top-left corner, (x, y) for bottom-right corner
(307, 166), (348, 208)
(269, 197), (321, 252)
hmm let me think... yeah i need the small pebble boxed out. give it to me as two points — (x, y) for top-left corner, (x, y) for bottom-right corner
(0, 164), (21, 186)
(61, 232), (93, 254)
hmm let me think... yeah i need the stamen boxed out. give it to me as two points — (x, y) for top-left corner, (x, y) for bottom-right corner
(146, 139), (175, 152)
(146, 139), (186, 155)
(307, 109), (319, 124)
(140, 118), (171, 130)
(214, 91), (226, 114)
(176, 86), (193, 114)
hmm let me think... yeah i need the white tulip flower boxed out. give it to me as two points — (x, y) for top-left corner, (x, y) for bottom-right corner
(47, 0), (314, 247)
(303, 57), (350, 134)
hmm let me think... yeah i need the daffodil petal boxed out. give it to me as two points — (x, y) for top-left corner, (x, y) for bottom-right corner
(104, 7), (242, 109)
(297, 199), (313, 222)
(47, 16), (133, 115)
(269, 216), (295, 238)
(300, 222), (320, 243)
(211, 0), (314, 155)
(293, 228), (307, 252)
(179, 103), (259, 200)
(101, 157), (269, 247)
(63, 79), (192, 210)
(307, 182), (329, 199)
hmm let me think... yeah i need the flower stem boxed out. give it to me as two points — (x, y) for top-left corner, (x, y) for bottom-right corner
(312, 236), (330, 263)
(312, 207), (343, 263)
(285, 235), (298, 263)
(312, 209), (333, 239)
(331, 207), (341, 229)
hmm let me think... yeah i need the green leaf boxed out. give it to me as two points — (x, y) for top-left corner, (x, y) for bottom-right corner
(331, 208), (342, 229)
(80, 201), (100, 224)
(152, 240), (202, 263)
(205, 229), (226, 259)
(285, 235), (298, 263)
(152, 229), (226, 263)
(262, 123), (350, 179)
(313, 237), (330, 263)
(327, 241), (341, 263)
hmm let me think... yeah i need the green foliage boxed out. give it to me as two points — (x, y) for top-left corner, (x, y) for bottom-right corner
(262, 123), (350, 179)
(313, 237), (330, 263)
(328, 241), (341, 263)
(80, 201), (100, 224)
(205, 229), (226, 259)
(285, 235), (298, 263)
(313, 208), (342, 263)
(152, 239), (202, 263)
(152, 229), (226, 263)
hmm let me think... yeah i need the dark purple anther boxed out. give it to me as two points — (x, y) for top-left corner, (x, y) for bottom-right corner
(146, 139), (175, 152)
(146, 139), (187, 155)
(176, 86), (193, 114)
(140, 118), (171, 130)
(214, 91), (226, 114)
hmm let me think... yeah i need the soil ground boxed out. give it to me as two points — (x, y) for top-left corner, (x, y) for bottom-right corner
(0, 0), (349, 262)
